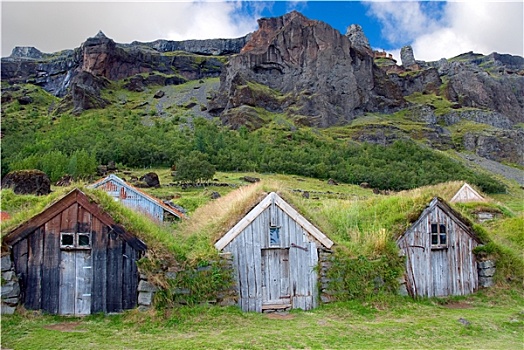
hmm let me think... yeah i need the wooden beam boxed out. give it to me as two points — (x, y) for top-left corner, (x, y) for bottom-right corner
(4, 189), (79, 246)
(261, 303), (291, 310)
(214, 194), (273, 251)
(273, 193), (333, 249)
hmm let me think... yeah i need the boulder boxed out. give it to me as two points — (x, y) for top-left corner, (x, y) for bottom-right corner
(56, 71), (110, 115)
(153, 90), (165, 98)
(17, 95), (33, 105)
(1, 170), (51, 195)
(1, 256), (12, 272)
(242, 176), (260, 183)
(327, 178), (338, 186)
(139, 172), (160, 188)
(55, 174), (73, 187)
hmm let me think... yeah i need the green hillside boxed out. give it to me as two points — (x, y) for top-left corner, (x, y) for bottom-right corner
(0, 79), (507, 194)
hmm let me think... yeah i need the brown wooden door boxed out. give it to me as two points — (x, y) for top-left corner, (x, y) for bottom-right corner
(59, 250), (92, 315)
(261, 249), (290, 307)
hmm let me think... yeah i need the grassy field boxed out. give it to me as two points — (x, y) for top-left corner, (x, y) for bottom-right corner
(1, 171), (523, 349)
(2, 289), (523, 350)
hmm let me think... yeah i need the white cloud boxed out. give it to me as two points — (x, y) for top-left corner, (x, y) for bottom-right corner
(1, 1), (264, 56)
(366, 1), (523, 62)
(366, 1), (441, 45)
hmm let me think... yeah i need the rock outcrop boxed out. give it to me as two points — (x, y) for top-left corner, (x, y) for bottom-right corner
(131, 35), (250, 56)
(209, 11), (406, 128)
(1, 31), (243, 113)
(1, 170), (51, 195)
(400, 46), (417, 68)
(345, 24), (372, 55)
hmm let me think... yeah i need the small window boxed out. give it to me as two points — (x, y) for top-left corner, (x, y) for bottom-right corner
(61, 232), (91, 249)
(78, 233), (90, 247)
(269, 226), (280, 246)
(61, 233), (74, 247)
(430, 223), (447, 248)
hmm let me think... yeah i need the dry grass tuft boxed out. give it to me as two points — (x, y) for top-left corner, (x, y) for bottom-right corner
(176, 181), (278, 244)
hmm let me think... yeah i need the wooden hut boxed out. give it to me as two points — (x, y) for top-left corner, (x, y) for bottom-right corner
(450, 183), (485, 203)
(90, 174), (185, 222)
(215, 192), (333, 312)
(2, 189), (147, 315)
(397, 197), (482, 297)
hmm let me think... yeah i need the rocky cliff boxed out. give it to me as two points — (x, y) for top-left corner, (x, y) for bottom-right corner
(209, 11), (406, 127)
(1, 31), (244, 113)
(2, 11), (523, 167)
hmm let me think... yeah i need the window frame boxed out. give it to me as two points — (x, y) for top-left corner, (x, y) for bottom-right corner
(269, 225), (281, 247)
(430, 223), (447, 249)
(60, 232), (91, 250)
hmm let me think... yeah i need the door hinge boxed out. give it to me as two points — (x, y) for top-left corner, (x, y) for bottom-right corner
(291, 243), (308, 251)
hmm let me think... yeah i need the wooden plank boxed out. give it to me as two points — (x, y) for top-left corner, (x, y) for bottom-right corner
(25, 227), (44, 310)
(252, 214), (263, 313)
(274, 194), (333, 249)
(75, 251), (92, 315)
(236, 232), (249, 311)
(122, 243), (138, 310)
(4, 190), (79, 246)
(41, 215), (61, 314)
(215, 195), (273, 251)
(61, 203), (78, 233)
(106, 232), (123, 312)
(91, 220), (108, 313)
(76, 191), (116, 228)
(77, 205), (92, 233)
(309, 241), (319, 309)
(261, 303), (291, 310)
(12, 239), (28, 302)
(59, 250), (76, 315)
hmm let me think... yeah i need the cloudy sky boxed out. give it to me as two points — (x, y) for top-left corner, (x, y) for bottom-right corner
(1, 1), (522, 63)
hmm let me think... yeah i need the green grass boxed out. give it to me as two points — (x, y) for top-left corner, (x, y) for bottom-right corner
(405, 92), (453, 116)
(2, 290), (523, 349)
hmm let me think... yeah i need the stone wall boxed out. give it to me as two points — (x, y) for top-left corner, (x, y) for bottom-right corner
(1, 254), (20, 315)
(138, 252), (237, 310)
(478, 260), (496, 288)
(318, 248), (335, 303)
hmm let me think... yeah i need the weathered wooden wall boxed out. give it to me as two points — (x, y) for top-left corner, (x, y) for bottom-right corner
(398, 204), (479, 297)
(450, 184), (484, 203)
(223, 202), (320, 312)
(96, 180), (165, 222)
(10, 202), (142, 315)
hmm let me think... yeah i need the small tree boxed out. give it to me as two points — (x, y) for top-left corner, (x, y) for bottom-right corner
(174, 151), (216, 183)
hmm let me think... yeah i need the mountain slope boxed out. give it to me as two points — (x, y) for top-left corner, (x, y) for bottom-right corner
(1, 11), (523, 187)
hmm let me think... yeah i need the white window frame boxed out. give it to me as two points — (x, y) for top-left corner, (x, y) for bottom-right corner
(60, 232), (91, 249)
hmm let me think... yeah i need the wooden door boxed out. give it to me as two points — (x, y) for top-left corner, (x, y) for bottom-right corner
(430, 249), (450, 297)
(261, 249), (290, 308)
(59, 250), (92, 315)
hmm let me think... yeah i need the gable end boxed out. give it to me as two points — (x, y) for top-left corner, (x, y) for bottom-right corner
(215, 192), (333, 251)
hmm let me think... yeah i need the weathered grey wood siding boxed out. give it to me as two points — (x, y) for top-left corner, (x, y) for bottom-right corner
(450, 183), (484, 203)
(9, 198), (143, 315)
(223, 202), (320, 312)
(398, 202), (479, 297)
(96, 180), (165, 222)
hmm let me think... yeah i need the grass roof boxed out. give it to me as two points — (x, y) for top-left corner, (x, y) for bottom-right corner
(1, 177), (522, 283)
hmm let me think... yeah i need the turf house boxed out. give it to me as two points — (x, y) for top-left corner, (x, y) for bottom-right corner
(215, 192), (334, 312)
(2, 188), (147, 315)
(397, 197), (483, 298)
(90, 174), (185, 222)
